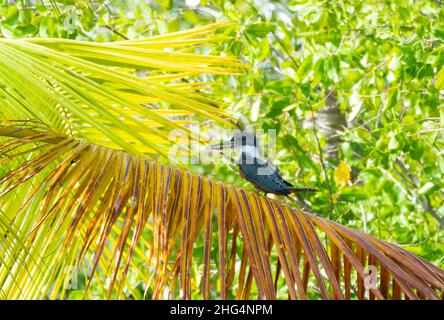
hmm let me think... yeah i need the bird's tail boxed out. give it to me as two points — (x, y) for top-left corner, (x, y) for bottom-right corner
(288, 187), (318, 193)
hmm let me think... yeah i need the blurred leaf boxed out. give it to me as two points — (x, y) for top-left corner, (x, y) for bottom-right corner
(338, 186), (369, 201)
(334, 161), (351, 188)
(257, 37), (270, 61)
(384, 87), (399, 111)
(245, 22), (276, 37)
(435, 66), (444, 90)
(418, 182), (435, 195)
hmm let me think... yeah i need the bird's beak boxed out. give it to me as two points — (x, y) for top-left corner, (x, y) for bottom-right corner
(208, 139), (235, 152)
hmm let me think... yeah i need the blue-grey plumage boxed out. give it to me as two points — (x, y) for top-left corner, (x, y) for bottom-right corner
(210, 131), (317, 195)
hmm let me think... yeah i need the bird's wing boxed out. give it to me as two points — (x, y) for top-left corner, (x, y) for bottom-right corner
(282, 179), (295, 188)
(267, 168), (295, 190)
(268, 163), (295, 188)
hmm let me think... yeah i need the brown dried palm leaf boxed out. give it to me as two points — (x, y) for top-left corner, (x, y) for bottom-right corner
(0, 126), (443, 300)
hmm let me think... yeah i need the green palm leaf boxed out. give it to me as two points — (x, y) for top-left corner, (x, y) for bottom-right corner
(0, 22), (240, 158)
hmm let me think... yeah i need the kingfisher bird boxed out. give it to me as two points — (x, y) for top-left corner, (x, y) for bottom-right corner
(210, 130), (317, 196)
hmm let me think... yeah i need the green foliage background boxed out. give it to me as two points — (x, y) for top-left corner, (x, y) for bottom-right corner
(0, 0), (443, 299)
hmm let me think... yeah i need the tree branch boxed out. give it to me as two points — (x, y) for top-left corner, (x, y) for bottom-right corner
(395, 158), (444, 228)
(309, 104), (335, 219)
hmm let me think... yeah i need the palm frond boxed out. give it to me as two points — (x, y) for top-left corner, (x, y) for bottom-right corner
(0, 23), (240, 158)
(1, 127), (443, 300)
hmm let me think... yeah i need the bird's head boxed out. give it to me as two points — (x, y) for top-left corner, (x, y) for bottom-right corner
(209, 130), (259, 152)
